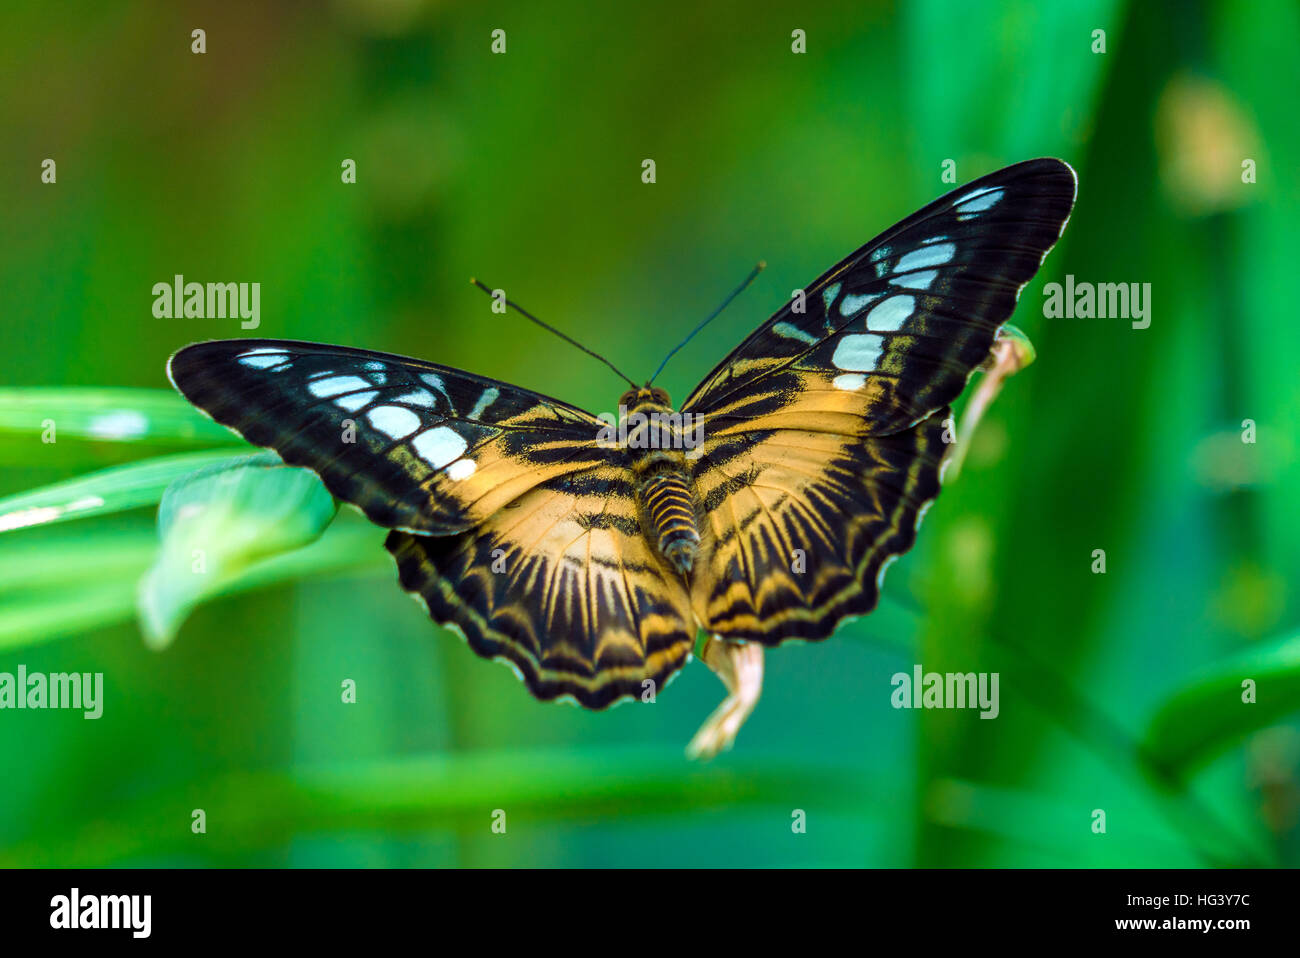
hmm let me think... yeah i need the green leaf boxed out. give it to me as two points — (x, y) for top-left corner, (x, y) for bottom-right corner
(1142, 631), (1300, 777)
(0, 516), (387, 652)
(0, 747), (890, 865)
(906, 0), (1123, 162)
(0, 387), (242, 446)
(923, 777), (1199, 866)
(1, 580), (148, 654)
(137, 454), (340, 648)
(0, 450), (244, 533)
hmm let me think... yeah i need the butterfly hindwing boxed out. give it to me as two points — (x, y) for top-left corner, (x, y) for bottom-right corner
(168, 339), (613, 534)
(682, 159), (1076, 644)
(689, 406), (950, 642)
(387, 466), (696, 707)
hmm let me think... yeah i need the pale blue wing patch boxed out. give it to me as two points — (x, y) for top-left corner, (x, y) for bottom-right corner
(773, 321), (820, 345)
(237, 347), (291, 370)
(831, 333), (886, 372)
(335, 390), (378, 412)
(468, 387), (500, 420)
(367, 405), (422, 440)
(865, 295), (915, 333)
(840, 291), (883, 316)
(308, 375), (370, 399)
(895, 242), (956, 272)
(954, 186), (1004, 216)
(411, 426), (468, 469)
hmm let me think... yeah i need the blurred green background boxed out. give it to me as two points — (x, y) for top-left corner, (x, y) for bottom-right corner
(2, 0), (1298, 867)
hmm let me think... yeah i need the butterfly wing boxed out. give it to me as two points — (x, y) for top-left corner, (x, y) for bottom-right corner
(387, 482), (696, 708)
(681, 158), (1076, 643)
(688, 405), (951, 643)
(169, 339), (696, 704)
(168, 339), (614, 534)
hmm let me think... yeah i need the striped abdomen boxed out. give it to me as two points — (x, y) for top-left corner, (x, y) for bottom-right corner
(639, 465), (700, 574)
(620, 387), (701, 576)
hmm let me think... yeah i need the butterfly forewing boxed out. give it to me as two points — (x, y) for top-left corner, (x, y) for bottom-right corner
(168, 339), (611, 534)
(682, 158), (1076, 435)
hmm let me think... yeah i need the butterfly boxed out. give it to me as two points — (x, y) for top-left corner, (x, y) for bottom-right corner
(169, 158), (1076, 756)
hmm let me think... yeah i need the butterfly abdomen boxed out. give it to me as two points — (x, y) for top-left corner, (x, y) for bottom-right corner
(621, 388), (700, 576)
(637, 463), (700, 575)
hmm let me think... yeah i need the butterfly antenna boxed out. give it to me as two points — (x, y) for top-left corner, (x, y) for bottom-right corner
(650, 261), (765, 384)
(470, 278), (637, 389)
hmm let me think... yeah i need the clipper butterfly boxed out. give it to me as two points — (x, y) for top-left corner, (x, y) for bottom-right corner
(169, 158), (1076, 733)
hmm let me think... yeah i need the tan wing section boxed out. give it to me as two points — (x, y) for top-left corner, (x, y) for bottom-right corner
(689, 405), (951, 644)
(386, 462), (697, 708)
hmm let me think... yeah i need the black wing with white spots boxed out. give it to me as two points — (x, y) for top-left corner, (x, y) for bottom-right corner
(681, 158), (1077, 435)
(168, 339), (613, 535)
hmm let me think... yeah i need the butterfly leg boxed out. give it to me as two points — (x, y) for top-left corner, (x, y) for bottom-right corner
(944, 323), (1037, 483)
(685, 637), (764, 760)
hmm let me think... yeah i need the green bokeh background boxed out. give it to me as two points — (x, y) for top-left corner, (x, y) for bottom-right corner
(2, 0), (1298, 867)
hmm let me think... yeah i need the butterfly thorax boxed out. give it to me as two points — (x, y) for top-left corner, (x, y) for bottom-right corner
(619, 386), (700, 577)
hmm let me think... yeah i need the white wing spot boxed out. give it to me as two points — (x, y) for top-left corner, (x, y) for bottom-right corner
(840, 291), (882, 316)
(895, 242), (956, 272)
(772, 321), (818, 344)
(392, 389), (437, 408)
(468, 387), (500, 419)
(446, 458), (477, 480)
(955, 187), (1003, 213)
(367, 405), (421, 439)
(832, 373), (866, 391)
(831, 334), (885, 372)
(237, 349), (289, 370)
(412, 426), (467, 469)
(334, 390), (377, 412)
(419, 373), (454, 406)
(309, 375), (369, 399)
(867, 295), (915, 333)
(821, 282), (842, 314)
(891, 270), (938, 291)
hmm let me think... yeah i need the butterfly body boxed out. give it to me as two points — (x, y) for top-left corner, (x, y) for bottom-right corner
(168, 158), (1077, 750)
(617, 385), (701, 575)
